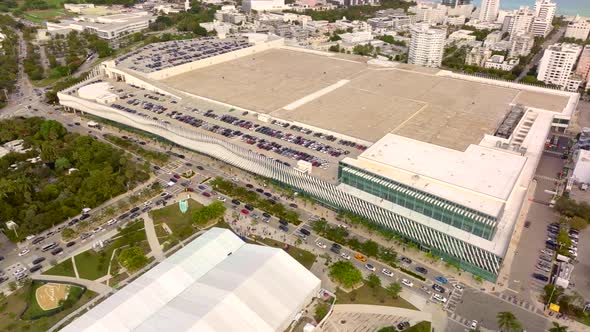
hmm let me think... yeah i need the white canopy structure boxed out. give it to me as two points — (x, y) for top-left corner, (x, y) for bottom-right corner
(62, 228), (321, 332)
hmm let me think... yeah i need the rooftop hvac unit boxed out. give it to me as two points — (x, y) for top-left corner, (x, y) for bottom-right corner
(501, 143), (509, 149)
(496, 140), (503, 148)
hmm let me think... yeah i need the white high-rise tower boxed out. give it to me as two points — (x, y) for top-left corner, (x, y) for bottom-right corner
(479, 0), (500, 22)
(408, 23), (446, 68)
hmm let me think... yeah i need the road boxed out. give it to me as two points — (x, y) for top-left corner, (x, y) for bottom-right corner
(516, 26), (566, 82)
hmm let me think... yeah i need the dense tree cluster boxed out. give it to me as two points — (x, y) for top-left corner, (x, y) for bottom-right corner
(329, 261), (363, 288)
(149, 3), (216, 36)
(0, 16), (18, 108)
(0, 117), (150, 240)
(192, 201), (226, 225)
(287, 0), (414, 22)
(118, 246), (149, 272)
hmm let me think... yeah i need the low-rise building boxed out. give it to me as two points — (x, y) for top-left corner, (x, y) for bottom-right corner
(565, 16), (590, 41)
(215, 6), (246, 25)
(555, 262), (574, 289)
(409, 3), (447, 25)
(484, 55), (519, 71)
(465, 46), (492, 66)
(339, 31), (373, 44)
(46, 11), (155, 41)
(242, 0), (286, 12)
(448, 29), (476, 43)
(445, 15), (467, 26)
(483, 30), (504, 47)
(509, 33), (534, 57)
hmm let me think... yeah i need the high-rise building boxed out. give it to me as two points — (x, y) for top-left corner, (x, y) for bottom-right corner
(409, 3), (448, 25)
(479, 0), (500, 22)
(565, 17), (590, 41)
(509, 33), (535, 57)
(532, 0), (556, 37)
(503, 7), (535, 40)
(537, 43), (583, 91)
(408, 23), (446, 68)
(442, 0), (471, 7)
(576, 46), (590, 82)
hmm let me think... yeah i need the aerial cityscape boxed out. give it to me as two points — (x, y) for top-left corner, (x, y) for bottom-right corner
(0, 0), (589, 331)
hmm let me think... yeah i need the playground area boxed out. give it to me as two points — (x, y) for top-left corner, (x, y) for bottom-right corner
(35, 283), (70, 311)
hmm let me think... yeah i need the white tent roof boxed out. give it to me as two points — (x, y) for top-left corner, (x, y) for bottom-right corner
(63, 228), (320, 332)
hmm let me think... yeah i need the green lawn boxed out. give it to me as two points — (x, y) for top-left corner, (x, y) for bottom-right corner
(335, 284), (417, 310)
(0, 281), (96, 331)
(23, 9), (72, 23)
(75, 220), (148, 280)
(150, 199), (203, 240)
(259, 238), (316, 270)
(43, 258), (76, 277)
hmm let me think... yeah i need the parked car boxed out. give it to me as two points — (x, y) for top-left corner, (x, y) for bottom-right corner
(365, 263), (376, 271)
(340, 252), (351, 260)
(533, 273), (549, 282)
(29, 265), (43, 273)
(279, 224), (289, 232)
(401, 257), (412, 264)
(396, 322), (410, 331)
(32, 257), (46, 265)
(382, 268), (394, 277)
(401, 279), (414, 287)
(435, 276), (448, 284)
(240, 209), (250, 215)
(433, 293), (447, 303)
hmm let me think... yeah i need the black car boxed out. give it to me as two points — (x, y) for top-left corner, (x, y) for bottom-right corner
(29, 265), (43, 273)
(32, 236), (45, 245)
(66, 241), (76, 247)
(68, 218), (79, 226)
(262, 212), (271, 218)
(232, 199), (241, 205)
(51, 247), (63, 255)
(330, 243), (341, 254)
(153, 165), (161, 170)
(80, 214), (90, 220)
(246, 184), (254, 188)
(244, 205), (254, 211)
(400, 257), (412, 264)
(130, 212), (140, 219)
(0, 256), (4, 262)
(279, 224), (289, 232)
(255, 188), (264, 193)
(432, 284), (445, 293)
(300, 228), (311, 236)
(278, 219), (289, 226)
(397, 322), (410, 331)
(196, 166), (204, 170)
(533, 273), (549, 282)
(289, 203), (298, 208)
(32, 257), (46, 265)
(0, 276), (8, 284)
(130, 207), (140, 213)
(415, 266), (428, 274)
(177, 154), (185, 159)
(118, 213), (130, 220)
(185, 162), (192, 166)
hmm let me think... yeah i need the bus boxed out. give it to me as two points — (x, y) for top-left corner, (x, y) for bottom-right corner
(41, 242), (58, 252)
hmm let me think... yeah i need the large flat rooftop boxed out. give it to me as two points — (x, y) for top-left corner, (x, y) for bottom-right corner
(162, 48), (570, 151)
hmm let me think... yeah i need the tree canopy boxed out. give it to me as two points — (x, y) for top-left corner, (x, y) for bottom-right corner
(117, 246), (149, 272)
(329, 261), (363, 289)
(0, 117), (150, 240)
(192, 201), (226, 225)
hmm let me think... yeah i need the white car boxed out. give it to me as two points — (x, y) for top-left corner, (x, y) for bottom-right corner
(365, 263), (376, 271)
(18, 248), (30, 256)
(337, 224), (349, 229)
(453, 284), (464, 291)
(218, 196), (226, 202)
(381, 268), (394, 277)
(316, 242), (327, 249)
(144, 200), (152, 206)
(13, 267), (26, 276)
(25, 235), (36, 241)
(470, 320), (478, 329)
(107, 219), (117, 226)
(340, 252), (351, 260)
(401, 279), (414, 287)
(433, 293), (447, 303)
(93, 227), (104, 233)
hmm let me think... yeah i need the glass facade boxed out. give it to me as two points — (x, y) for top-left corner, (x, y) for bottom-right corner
(339, 163), (498, 240)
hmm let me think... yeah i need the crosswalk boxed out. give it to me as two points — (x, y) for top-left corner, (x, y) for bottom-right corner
(495, 293), (542, 314)
(534, 174), (562, 183)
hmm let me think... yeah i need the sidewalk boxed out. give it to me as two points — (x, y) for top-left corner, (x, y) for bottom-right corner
(142, 213), (164, 262)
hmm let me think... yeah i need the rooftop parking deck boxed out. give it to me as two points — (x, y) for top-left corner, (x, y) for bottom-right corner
(115, 37), (252, 74)
(77, 79), (364, 181)
(161, 48), (570, 151)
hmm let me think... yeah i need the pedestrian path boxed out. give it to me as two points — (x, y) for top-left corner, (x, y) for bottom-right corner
(71, 256), (80, 279)
(142, 213), (164, 262)
(32, 274), (113, 295)
(494, 292), (542, 314)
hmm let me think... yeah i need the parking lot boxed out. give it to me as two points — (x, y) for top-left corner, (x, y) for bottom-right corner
(100, 79), (365, 181)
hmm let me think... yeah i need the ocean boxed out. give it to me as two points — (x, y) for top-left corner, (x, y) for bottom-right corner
(473, 0), (590, 17)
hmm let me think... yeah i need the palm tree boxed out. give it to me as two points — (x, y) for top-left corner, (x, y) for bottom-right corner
(548, 322), (568, 332)
(496, 311), (521, 332)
